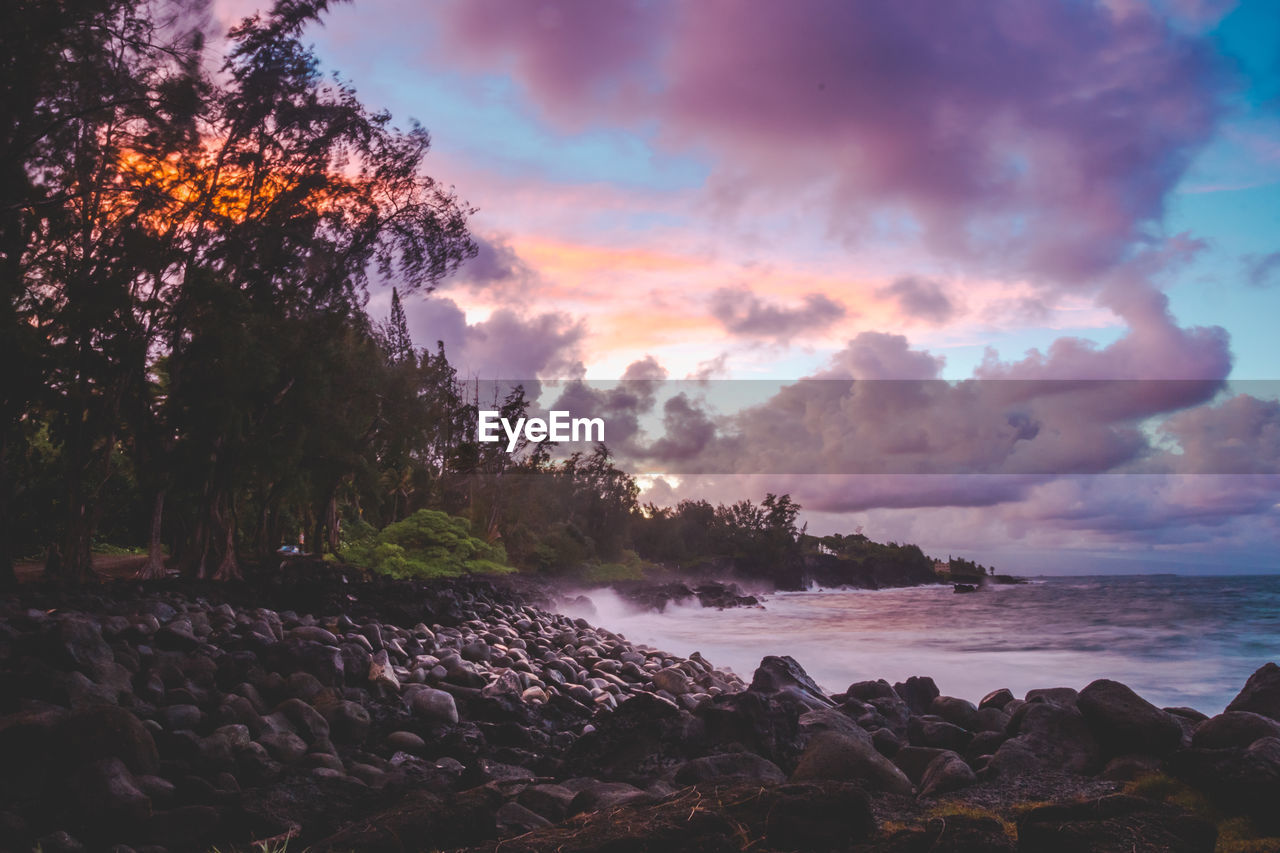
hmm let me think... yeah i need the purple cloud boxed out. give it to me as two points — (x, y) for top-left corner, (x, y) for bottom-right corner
(708, 286), (846, 342)
(438, 0), (1226, 282)
(878, 277), (955, 324)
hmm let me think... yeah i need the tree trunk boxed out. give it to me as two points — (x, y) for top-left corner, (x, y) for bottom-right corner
(136, 488), (167, 579)
(325, 492), (340, 554)
(212, 494), (241, 581)
(0, 434), (16, 591)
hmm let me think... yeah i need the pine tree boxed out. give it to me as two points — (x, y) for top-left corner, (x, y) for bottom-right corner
(385, 288), (415, 364)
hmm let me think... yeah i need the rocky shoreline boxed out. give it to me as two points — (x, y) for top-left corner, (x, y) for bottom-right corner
(0, 564), (1277, 852)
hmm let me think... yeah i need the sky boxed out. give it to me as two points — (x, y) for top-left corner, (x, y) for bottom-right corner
(216, 0), (1280, 573)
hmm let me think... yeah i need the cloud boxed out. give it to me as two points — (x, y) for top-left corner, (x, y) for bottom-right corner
(405, 295), (586, 379)
(437, 0), (1227, 282)
(1244, 251), (1280, 288)
(877, 277), (955, 324)
(813, 332), (944, 380)
(709, 286), (847, 342)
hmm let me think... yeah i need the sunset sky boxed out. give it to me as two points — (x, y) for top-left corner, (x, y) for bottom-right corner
(216, 0), (1280, 573)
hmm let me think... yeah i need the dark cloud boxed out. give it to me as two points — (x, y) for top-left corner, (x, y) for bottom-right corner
(406, 296), (586, 379)
(438, 0), (1227, 282)
(877, 277), (955, 324)
(1244, 251), (1280, 288)
(709, 286), (846, 341)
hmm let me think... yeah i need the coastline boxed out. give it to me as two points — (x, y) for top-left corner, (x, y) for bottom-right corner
(0, 566), (1276, 852)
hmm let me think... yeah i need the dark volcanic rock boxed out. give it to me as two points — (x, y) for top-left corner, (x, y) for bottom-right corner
(1015, 794), (1217, 853)
(1168, 736), (1280, 833)
(992, 702), (1100, 775)
(918, 750), (976, 798)
(1192, 711), (1280, 749)
(1226, 663), (1280, 721)
(1077, 679), (1182, 757)
(894, 676), (940, 715)
(750, 655), (834, 709)
(791, 731), (913, 794)
(562, 693), (703, 784)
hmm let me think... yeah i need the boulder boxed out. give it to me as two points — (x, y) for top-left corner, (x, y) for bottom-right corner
(894, 676), (940, 715)
(893, 746), (949, 786)
(1225, 663), (1280, 721)
(979, 688), (1015, 710)
(1025, 687), (1078, 707)
(67, 757), (152, 837)
(1192, 711), (1280, 749)
(930, 696), (980, 731)
(318, 699), (370, 744)
(908, 717), (973, 752)
(791, 731), (913, 794)
(918, 750), (977, 798)
(1167, 736), (1280, 833)
(408, 687), (459, 725)
(994, 703), (1100, 775)
(1077, 679), (1181, 757)
(750, 656), (834, 709)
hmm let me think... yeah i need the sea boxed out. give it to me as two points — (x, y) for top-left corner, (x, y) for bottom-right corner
(557, 575), (1280, 715)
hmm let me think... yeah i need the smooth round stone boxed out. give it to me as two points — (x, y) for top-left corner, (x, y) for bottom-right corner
(386, 731), (425, 754)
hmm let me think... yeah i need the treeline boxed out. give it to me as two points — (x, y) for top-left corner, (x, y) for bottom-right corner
(0, 0), (958, 590)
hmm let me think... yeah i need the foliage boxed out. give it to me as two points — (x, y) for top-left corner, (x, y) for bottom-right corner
(341, 509), (511, 579)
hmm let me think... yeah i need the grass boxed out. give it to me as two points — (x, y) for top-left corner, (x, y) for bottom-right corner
(923, 802), (1018, 841)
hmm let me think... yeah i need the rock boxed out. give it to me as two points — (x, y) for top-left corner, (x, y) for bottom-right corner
(517, 783), (578, 822)
(1015, 793), (1217, 852)
(872, 728), (902, 757)
(918, 750), (976, 798)
(894, 676), (940, 715)
(55, 615), (117, 684)
(1099, 754), (1162, 781)
(369, 649), (400, 691)
(568, 780), (652, 813)
(1226, 663), (1280, 721)
(930, 696), (980, 731)
(893, 746), (949, 786)
(1025, 687), (1078, 707)
(995, 702), (1100, 775)
(409, 687), (459, 725)
(55, 707), (161, 777)
(386, 731), (425, 754)
(461, 641), (491, 664)
(496, 801), (552, 835)
(798, 707), (871, 743)
(1192, 711), (1280, 749)
(908, 717), (973, 752)
(846, 679), (898, 702)
(318, 699), (370, 744)
(68, 757), (152, 836)
(652, 668), (693, 696)
(290, 626), (339, 646)
(276, 698), (329, 743)
(791, 731), (913, 794)
(980, 688), (1015, 710)
(672, 752), (787, 786)
(1167, 736), (1280, 833)
(258, 730), (307, 764)
(159, 704), (202, 731)
(750, 655), (834, 708)
(1077, 679), (1181, 757)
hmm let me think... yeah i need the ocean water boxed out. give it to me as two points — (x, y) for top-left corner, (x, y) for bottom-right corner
(558, 575), (1280, 715)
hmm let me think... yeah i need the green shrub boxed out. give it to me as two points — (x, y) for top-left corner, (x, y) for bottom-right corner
(340, 509), (513, 579)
